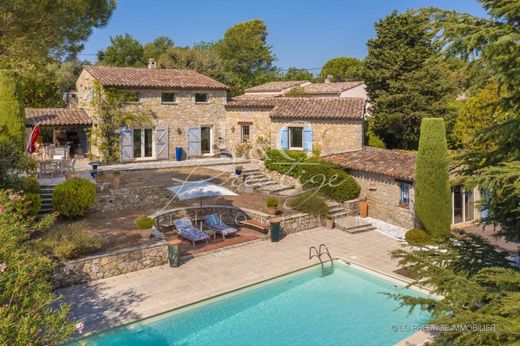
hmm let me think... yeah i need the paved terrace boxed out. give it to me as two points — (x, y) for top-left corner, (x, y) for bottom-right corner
(59, 227), (407, 335)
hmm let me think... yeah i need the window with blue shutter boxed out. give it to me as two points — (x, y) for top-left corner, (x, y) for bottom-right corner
(279, 127), (288, 150)
(303, 127), (312, 151)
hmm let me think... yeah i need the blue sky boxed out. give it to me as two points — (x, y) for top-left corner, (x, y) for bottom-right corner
(81, 0), (487, 70)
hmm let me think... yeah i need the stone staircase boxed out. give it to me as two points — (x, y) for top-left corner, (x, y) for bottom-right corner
(242, 168), (297, 196)
(335, 216), (376, 234)
(38, 185), (55, 217)
(327, 200), (350, 219)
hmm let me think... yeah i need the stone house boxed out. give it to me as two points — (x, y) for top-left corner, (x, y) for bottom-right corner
(224, 97), (365, 156)
(325, 147), (482, 229)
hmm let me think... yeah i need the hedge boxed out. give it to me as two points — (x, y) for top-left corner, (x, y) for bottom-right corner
(52, 178), (96, 218)
(264, 149), (307, 177)
(0, 70), (25, 148)
(415, 118), (451, 239)
(301, 158), (360, 202)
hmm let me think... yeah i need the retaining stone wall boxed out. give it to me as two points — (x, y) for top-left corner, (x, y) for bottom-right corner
(52, 241), (168, 288)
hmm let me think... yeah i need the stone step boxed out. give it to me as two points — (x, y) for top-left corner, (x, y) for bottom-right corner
(251, 180), (278, 188)
(244, 176), (270, 184)
(328, 205), (344, 213)
(326, 200), (342, 208)
(242, 169), (261, 175)
(259, 184), (295, 193)
(330, 210), (350, 218)
(335, 216), (376, 234)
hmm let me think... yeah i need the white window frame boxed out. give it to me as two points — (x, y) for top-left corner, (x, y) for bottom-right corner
(132, 127), (154, 160)
(161, 92), (177, 104)
(240, 124), (251, 142)
(195, 93), (209, 103)
(288, 126), (304, 150)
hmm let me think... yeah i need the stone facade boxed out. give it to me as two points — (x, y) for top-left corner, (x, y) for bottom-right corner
(224, 108), (363, 157)
(52, 241), (168, 288)
(93, 184), (177, 213)
(351, 170), (415, 229)
(278, 212), (324, 234)
(76, 69), (228, 160)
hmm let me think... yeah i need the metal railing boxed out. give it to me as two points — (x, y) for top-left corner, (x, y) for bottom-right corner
(309, 244), (334, 276)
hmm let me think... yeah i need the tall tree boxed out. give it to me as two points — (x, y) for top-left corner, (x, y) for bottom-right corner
(214, 19), (276, 95)
(143, 36), (175, 62)
(0, 0), (115, 68)
(320, 57), (363, 82)
(363, 10), (461, 150)
(415, 118), (451, 240)
(0, 70), (25, 149)
(97, 34), (145, 67)
(283, 67), (313, 81)
(424, 1), (520, 241)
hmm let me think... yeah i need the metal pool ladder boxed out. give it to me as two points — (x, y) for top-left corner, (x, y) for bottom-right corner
(309, 244), (334, 276)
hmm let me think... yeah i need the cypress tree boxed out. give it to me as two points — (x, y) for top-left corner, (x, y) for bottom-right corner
(415, 118), (451, 239)
(0, 70), (25, 149)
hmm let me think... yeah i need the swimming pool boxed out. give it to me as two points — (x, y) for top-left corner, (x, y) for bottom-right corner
(79, 262), (430, 345)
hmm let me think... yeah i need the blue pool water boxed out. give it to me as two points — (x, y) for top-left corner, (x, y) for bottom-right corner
(81, 264), (430, 346)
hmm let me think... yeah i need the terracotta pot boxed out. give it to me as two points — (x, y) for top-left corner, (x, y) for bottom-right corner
(65, 172), (76, 180)
(267, 206), (277, 215)
(359, 200), (368, 218)
(325, 218), (334, 229)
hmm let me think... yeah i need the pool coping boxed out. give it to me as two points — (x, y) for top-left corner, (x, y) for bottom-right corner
(71, 257), (435, 345)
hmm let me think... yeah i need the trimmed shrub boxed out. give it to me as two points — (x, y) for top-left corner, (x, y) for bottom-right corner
(0, 70), (25, 149)
(10, 177), (40, 194)
(41, 223), (103, 260)
(266, 196), (279, 208)
(301, 159), (360, 202)
(264, 149), (307, 177)
(288, 191), (329, 217)
(52, 178), (96, 218)
(415, 118), (451, 239)
(405, 228), (433, 246)
(137, 216), (154, 229)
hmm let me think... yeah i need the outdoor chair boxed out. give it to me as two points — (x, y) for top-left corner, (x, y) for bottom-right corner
(204, 213), (238, 239)
(173, 217), (209, 247)
(66, 158), (76, 172)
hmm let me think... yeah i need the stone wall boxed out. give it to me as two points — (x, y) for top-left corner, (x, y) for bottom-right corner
(93, 184), (176, 212)
(342, 199), (359, 216)
(52, 241), (168, 288)
(351, 170), (415, 229)
(278, 212), (324, 234)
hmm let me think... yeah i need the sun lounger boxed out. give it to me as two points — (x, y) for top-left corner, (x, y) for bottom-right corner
(173, 217), (209, 246)
(204, 214), (238, 239)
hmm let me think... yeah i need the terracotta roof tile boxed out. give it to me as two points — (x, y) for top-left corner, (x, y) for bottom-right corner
(25, 108), (92, 126)
(302, 81), (364, 94)
(226, 97), (364, 120)
(324, 147), (416, 181)
(245, 81), (309, 93)
(270, 98), (364, 120)
(84, 66), (228, 90)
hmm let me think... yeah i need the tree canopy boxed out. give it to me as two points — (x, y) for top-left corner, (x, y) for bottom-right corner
(213, 19), (277, 95)
(97, 34), (146, 67)
(363, 10), (461, 150)
(282, 67), (313, 81)
(425, 0), (520, 241)
(0, 70), (25, 149)
(320, 57), (363, 82)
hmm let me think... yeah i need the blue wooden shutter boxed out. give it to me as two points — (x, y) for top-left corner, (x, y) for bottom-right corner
(120, 126), (134, 161)
(279, 127), (288, 150)
(303, 127), (312, 151)
(187, 126), (201, 157)
(154, 126), (169, 160)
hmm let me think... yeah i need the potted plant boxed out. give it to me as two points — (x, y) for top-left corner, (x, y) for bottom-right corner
(325, 214), (334, 229)
(235, 165), (243, 176)
(359, 194), (368, 218)
(266, 196), (278, 215)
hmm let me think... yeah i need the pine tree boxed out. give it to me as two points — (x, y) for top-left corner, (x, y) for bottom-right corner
(415, 118), (451, 239)
(363, 11), (461, 150)
(0, 70), (25, 149)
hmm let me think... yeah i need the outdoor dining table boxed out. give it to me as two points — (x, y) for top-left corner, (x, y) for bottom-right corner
(39, 159), (64, 176)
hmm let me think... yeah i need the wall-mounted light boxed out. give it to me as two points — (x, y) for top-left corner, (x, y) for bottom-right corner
(231, 126), (235, 133)
(177, 128), (182, 135)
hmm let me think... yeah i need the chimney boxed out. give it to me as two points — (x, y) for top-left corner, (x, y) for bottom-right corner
(148, 59), (156, 69)
(325, 75), (332, 84)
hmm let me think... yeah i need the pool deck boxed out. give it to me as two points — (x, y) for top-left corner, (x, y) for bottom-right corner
(59, 227), (429, 343)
